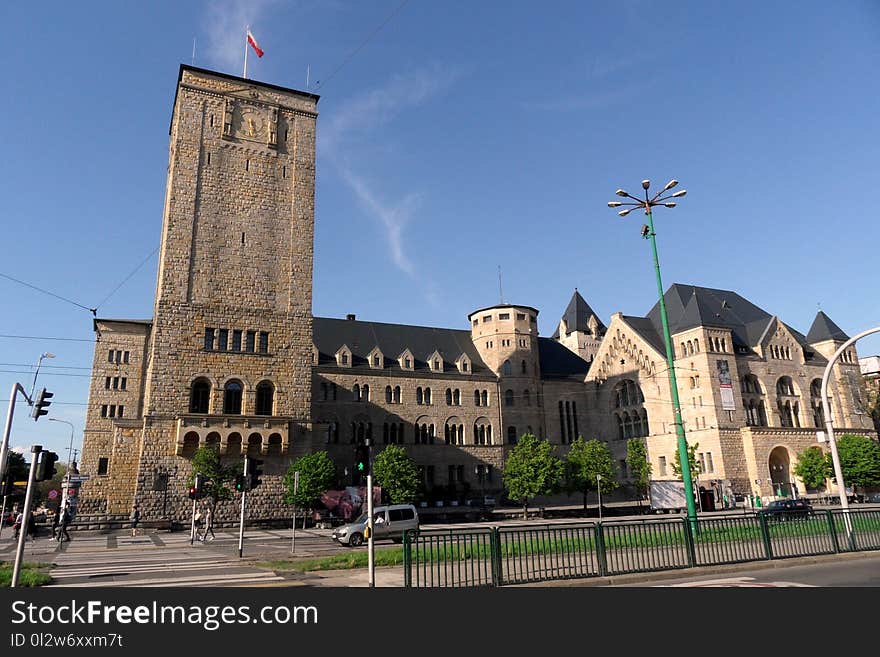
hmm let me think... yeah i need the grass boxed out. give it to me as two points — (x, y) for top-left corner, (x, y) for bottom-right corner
(258, 547), (405, 573)
(255, 511), (880, 573)
(0, 561), (53, 587)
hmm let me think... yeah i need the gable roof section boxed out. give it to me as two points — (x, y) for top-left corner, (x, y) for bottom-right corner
(806, 311), (849, 343)
(551, 289), (606, 339)
(537, 338), (591, 380)
(313, 317), (493, 376)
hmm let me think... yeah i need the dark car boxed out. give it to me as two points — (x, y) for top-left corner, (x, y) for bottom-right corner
(759, 498), (813, 521)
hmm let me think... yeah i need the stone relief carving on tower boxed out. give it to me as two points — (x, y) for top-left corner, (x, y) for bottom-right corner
(268, 107), (278, 148)
(223, 97), (235, 138)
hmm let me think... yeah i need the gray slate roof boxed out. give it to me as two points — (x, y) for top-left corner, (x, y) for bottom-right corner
(314, 317), (591, 380)
(806, 311), (849, 343)
(551, 289), (606, 339)
(622, 284), (828, 361)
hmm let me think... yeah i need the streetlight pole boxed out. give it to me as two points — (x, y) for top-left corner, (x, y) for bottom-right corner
(49, 418), (75, 510)
(608, 179), (698, 527)
(29, 352), (55, 401)
(820, 325), (880, 547)
(596, 474), (603, 521)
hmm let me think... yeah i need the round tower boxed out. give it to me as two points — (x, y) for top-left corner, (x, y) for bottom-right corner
(468, 304), (541, 379)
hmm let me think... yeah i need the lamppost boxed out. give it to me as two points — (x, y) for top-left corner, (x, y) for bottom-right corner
(596, 474), (603, 521)
(49, 418), (76, 510)
(608, 179), (697, 526)
(29, 352), (55, 401)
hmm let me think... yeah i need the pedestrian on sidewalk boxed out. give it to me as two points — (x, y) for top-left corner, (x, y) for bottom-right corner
(202, 505), (215, 541)
(58, 504), (72, 543)
(26, 509), (37, 543)
(130, 503), (141, 537)
(51, 508), (60, 541)
(13, 509), (23, 540)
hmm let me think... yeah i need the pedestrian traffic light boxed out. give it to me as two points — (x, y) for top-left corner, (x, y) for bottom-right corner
(35, 451), (59, 482)
(194, 473), (207, 499)
(188, 484), (198, 500)
(248, 458), (263, 490)
(355, 444), (370, 476)
(1, 473), (13, 496)
(234, 474), (246, 492)
(32, 388), (53, 422)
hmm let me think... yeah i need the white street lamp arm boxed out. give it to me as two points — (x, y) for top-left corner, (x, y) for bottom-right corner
(820, 325), (880, 519)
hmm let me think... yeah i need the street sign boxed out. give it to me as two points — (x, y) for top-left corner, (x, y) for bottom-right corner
(68, 475), (90, 482)
(48, 489), (58, 500)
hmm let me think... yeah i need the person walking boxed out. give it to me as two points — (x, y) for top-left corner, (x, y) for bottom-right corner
(130, 504), (141, 537)
(26, 509), (37, 543)
(13, 510), (23, 541)
(58, 504), (72, 544)
(51, 508), (60, 541)
(201, 505), (215, 542)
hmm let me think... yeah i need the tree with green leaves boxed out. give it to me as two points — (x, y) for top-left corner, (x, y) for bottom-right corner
(564, 437), (618, 512)
(284, 451), (336, 517)
(502, 433), (564, 519)
(189, 446), (241, 512)
(626, 438), (652, 507)
(826, 434), (880, 490)
(794, 446), (828, 492)
(372, 445), (421, 504)
(671, 441), (701, 484)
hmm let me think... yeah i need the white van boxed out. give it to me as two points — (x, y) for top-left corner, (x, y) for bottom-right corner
(331, 504), (419, 547)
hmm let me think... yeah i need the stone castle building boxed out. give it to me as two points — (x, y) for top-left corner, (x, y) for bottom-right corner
(79, 66), (874, 522)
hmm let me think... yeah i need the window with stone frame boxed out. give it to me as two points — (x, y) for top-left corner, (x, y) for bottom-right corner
(224, 380), (243, 414)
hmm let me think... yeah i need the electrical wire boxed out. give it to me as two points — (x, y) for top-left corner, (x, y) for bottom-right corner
(94, 245), (159, 310)
(0, 334), (93, 342)
(313, 0), (411, 91)
(0, 272), (95, 314)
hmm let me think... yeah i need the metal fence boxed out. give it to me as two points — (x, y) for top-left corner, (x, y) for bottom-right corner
(402, 508), (880, 587)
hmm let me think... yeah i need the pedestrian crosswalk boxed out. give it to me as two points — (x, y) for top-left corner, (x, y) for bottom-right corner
(47, 544), (288, 588)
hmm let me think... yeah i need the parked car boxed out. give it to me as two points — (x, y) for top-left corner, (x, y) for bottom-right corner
(331, 504), (419, 547)
(759, 498), (814, 521)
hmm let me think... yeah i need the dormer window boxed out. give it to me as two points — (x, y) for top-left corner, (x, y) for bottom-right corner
(428, 351), (443, 373)
(335, 345), (352, 368)
(368, 347), (384, 370)
(455, 353), (471, 375)
(398, 349), (414, 370)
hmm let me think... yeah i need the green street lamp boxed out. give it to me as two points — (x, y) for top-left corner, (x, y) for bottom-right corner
(608, 179), (697, 526)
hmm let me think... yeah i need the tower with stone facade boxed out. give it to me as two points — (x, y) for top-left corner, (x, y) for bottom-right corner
(79, 66), (319, 519)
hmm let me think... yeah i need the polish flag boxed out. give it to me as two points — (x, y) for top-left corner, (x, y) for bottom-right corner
(247, 30), (264, 58)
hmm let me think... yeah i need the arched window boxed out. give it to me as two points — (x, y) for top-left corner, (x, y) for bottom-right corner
(385, 386), (393, 404)
(453, 389), (460, 405)
(507, 426), (518, 444)
(481, 390), (488, 406)
(505, 389), (515, 407)
(190, 378), (211, 413)
(255, 381), (274, 416)
(445, 388), (453, 405)
(687, 341), (694, 355)
(616, 414), (624, 440)
(362, 384), (370, 402)
(424, 387), (432, 404)
(521, 360), (527, 374)
(523, 389), (530, 406)
(694, 339), (699, 353)
(776, 377), (796, 397)
(353, 384), (361, 401)
(810, 379), (826, 428)
(394, 386), (401, 403)
(416, 387), (423, 405)
(502, 360), (512, 375)
(681, 342), (687, 357)
(223, 380), (243, 414)
(611, 379), (647, 438)
(474, 390), (481, 406)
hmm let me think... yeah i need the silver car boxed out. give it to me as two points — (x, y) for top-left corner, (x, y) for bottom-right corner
(331, 504), (419, 547)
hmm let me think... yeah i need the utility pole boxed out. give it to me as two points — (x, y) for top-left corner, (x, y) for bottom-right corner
(238, 455), (248, 558)
(11, 446), (41, 587)
(366, 437), (375, 588)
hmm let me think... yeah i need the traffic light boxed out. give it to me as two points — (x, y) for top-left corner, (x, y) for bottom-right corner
(32, 388), (53, 422)
(194, 473), (207, 499)
(188, 484), (198, 500)
(35, 451), (59, 482)
(355, 444), (370, 476)
(248, 458), (263, 490)
(1, 473), (13, 496)
(234, 474), (246, 493)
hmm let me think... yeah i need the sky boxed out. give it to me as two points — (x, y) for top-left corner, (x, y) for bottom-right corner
(2, 0), (879, 462)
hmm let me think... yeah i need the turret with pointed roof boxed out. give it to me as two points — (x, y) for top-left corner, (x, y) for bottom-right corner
(552, 289), (606, 364)
(807, 310), (849, 344)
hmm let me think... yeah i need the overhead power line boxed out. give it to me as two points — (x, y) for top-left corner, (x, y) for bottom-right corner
(95, 245), (160, 309)
(314, 0), (411, 91)
(0, 334), (94, 342)
(0, 272), (95, 314)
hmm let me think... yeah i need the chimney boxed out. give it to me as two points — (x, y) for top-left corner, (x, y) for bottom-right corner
(346, 314), (356, 321)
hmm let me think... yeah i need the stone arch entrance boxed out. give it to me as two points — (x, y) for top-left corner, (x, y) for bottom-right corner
(768, 446), (794, 497)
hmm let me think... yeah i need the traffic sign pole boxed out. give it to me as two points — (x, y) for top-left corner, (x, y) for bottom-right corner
(11, 446), (41, 587)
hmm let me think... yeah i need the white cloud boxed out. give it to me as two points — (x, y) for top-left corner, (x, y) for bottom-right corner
(11, 446), (27, 455)
(320, 66), (456, 280)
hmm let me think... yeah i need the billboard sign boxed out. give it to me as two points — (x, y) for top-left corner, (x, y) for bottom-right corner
(717, 359), (736, 410)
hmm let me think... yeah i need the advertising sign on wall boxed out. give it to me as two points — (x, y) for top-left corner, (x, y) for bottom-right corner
(717, 359), (736, 410)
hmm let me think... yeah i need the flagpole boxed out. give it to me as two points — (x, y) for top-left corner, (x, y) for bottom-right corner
(243, 25), (249, 79)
